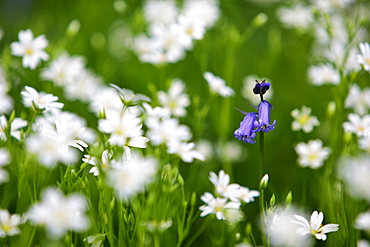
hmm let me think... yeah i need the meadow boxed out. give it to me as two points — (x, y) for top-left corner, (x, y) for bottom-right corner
(0, 0), (370, 246)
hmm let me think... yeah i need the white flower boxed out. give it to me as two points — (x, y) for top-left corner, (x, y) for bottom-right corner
(10, 29), (49, 69)
(146, 117), (191, 146)
(41, 52), (85, 86)
(339, 156), (370, 202)
(217, 141), (245, 162)
(107, 153), (157, 200)
(311, 0), (354, 12)
(0, 70), (13, 114)
(196, 140), (213, 160)
(203, 72), (234, 97)
(142, 103), (170, 124)
(83, 150), (111, 176)
(172, 15), (206, 49)
(0, 209), (21, 237)
(292, 211), (339, 241)
(0, 148), (10, 184)
(295, 139), (331, 169)
(358, 239), (370, 247)
(359, 134), (370, 153)
(209, 170), (241, 201)
(98, 109), (148, 150)
(89, 86), (123, 115)
(238, 186), (260, 203)
(182, 0), (220, 29)
(357, 42), (370, 72)
(199, 192), (240, 220)
(28, 187), (89, 238)
(167, 141), (205, 163)
(21, 86), (64, 112)
(276, 3), (313, 30)
(0, 115), (28, 141)
(157, 79), (190, 117)
(345, 84), (370, 115)
(324, 41), (361, 74)
(291, 106), (320, 133)
(266, 208), (309, 247)
(343, 113), (370, 137)
(143, 0), (178, 25)
(241, 75), (273, 105)
(308, 64), (340, 86)
(355, 210), (370, 231)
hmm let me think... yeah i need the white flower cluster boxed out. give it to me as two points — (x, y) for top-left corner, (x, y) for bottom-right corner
(199, 170), (259, 222)
(132, 0), (220, 64)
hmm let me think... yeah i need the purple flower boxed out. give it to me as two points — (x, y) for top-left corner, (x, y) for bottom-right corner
(234, 113), (258, 143)
(253, 81), (270, 95)
(256, 100), (276, 132)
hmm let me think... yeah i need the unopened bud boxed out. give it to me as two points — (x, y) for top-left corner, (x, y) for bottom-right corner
(260, 174), (269, 189)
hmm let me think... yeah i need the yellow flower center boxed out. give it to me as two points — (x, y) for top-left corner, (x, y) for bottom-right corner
(25, 47), (34, 55)
(365, 57), (370, 65)
(299, 115), (309, 125)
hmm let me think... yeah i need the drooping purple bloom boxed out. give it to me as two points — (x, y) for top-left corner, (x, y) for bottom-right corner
(234, 113), (258, 143)
(256, 100), (276, 132)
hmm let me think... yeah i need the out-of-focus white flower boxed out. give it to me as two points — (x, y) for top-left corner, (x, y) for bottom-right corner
(182, 0), (220, 29)
(144, 219), (173, 233)
(143, 0), (178, 25)
(142, 103), (170, 124)
(0, 115), (28, 141)
(308, 64), (340, 86)
(41, 52), (85, 86)
(172, 15), (206, 49)
(196, 140), (213, 160)
(276, 3), (313, 30)
(107, 152), (157, 200)
(265, 207), (309, 247)
(157, 79), (190, 117)
(209, 170), (241, 201)
(241, 75), (273, 105)
(311, 0), (355, 13)
(27, 187), (89, 238)
(0, 209), (21, 237)
(292, 210), (339, 241)
(83, 150), (111, 176)
(167, 141), (205, 163)
(295, 139), (331, 169)
(0, 69), (13, 114)
(110, 84), (151, 106)
(339, 156), (370, 202)
(21, 86), (64, 112)
(10, 29), (49, 69)
(223, 208), (244, 225)
(314, 15), (349, 46)
(359, 134), (370, 153)
(291, 106), (320, 133)
(358, 239), (370, 247)
(217, 141), (245, 162)
(199, 192), (240, 220)
(89, 85), (123, 114)
(238, 186), (260, 203)
(146, 117), (191, 146)
(357, 42), (370, 72)
(0, 148), (10, 184)
(345, 84), (370, 115)
(355, 210), (370, 231)
(204, 72), (234, 97)
(324, 41), (361, 74)
(343, 113), (370, 137)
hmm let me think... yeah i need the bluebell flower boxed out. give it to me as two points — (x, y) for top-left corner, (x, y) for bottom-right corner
(256, 100), (276, 132)
(253, 81), (270, 96)
(234, 113), (258, 144)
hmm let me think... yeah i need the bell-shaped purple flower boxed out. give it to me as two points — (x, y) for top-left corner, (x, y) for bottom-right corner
(256, 100), (276, 132)
(234, 113), (258, 143)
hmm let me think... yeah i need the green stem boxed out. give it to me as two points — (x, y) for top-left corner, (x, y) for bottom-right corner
(184, 217), (211, 247)
(259, 132), (265, 178)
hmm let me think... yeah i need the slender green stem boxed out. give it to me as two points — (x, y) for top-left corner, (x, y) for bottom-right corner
(184, 217), (211, 247)
(259, 132), (265, 178)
